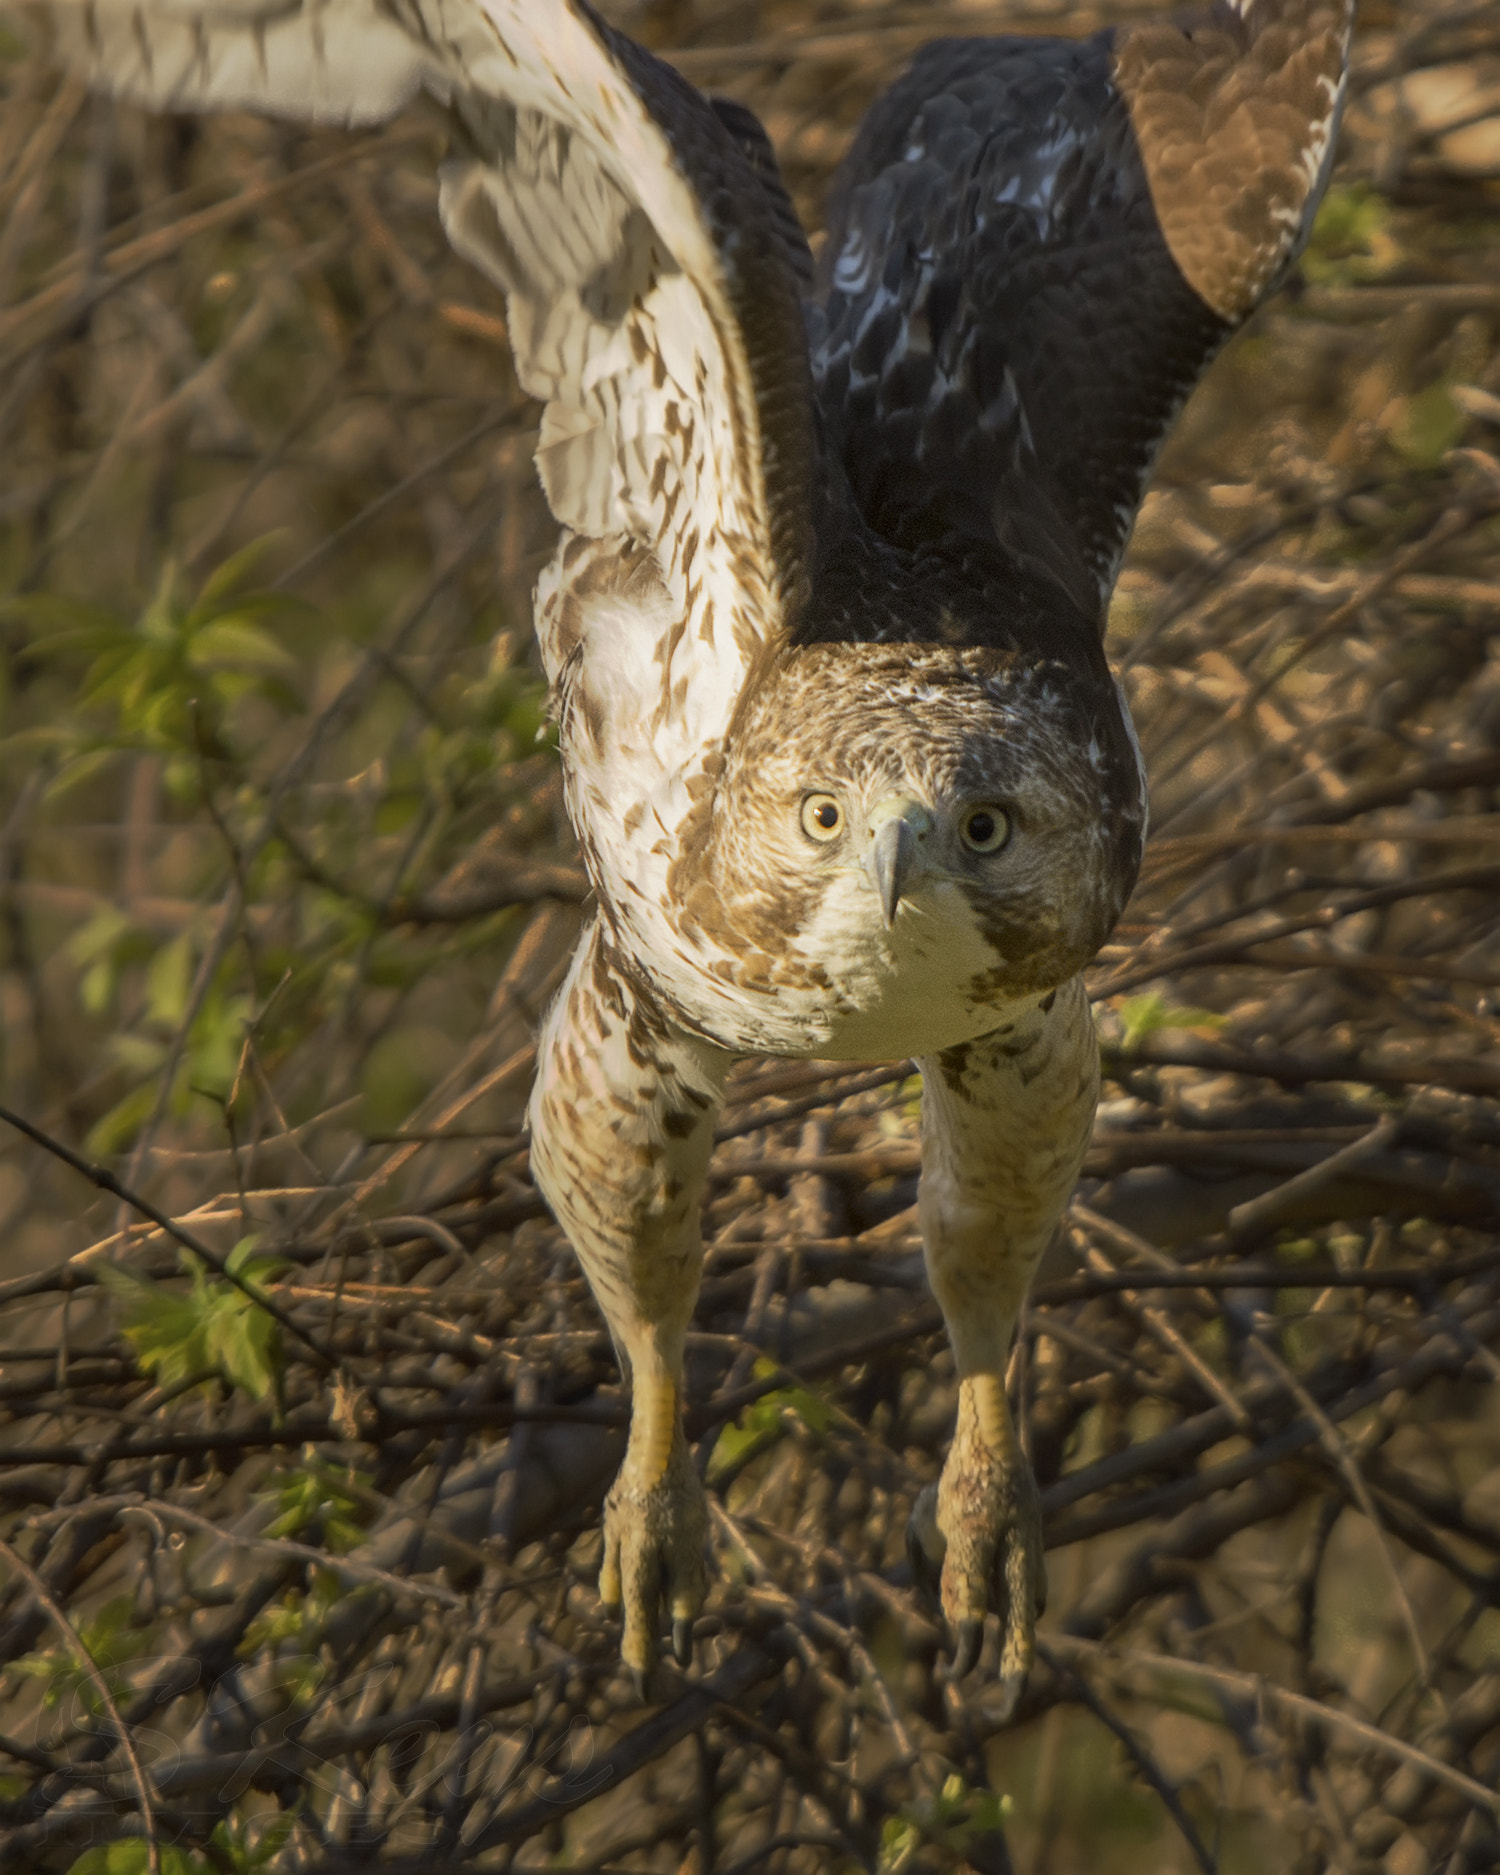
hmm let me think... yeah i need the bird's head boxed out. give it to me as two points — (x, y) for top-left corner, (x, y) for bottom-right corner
(672, 643), (1145, 1002)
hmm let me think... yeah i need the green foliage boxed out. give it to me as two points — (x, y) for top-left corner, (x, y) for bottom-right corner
(1302, 182), (1398, 285)
(878, 1774), (1012, 1871)
(84, 972), (255, 1156)
(709, 1357), (830, 1483)
(6, 541), (308, 805)
(0, 508), (555, 1158)
(259, 1459), (372, 1553)
(9, 1596), (151, 1714)
(1112, 991), (1227, 1051)
(238, 1570), (346, 1665)
(98, 1238), (287, 1404)
(68, 1845), (214, 1875)
(1389, 380), (1467, 469)
(66, 1808), (297, 1875)
(359, 1022), (452, 1135)
(0, 546), (313, 1152)
(213, 1808), (299, 1872)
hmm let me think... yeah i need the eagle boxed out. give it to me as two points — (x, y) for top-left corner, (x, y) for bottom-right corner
(38, 0), (1352, 1709)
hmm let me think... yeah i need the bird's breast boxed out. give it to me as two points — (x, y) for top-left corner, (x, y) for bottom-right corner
(635, 871), (1043, 1061)
(791, 873), (1039, 1059)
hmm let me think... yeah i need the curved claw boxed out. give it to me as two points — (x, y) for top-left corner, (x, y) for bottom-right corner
(947, 1616), (985, 1682)
(928, 1384), (1047, 1716)
(905, 1482), (944, 1610)
(598, 1426), (706, 1695)
(994, 1668), (1028, 1727)
(992, 1489), (1047, 1697)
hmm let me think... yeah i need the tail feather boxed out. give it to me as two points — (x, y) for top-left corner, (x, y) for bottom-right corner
(1115, 0), (1354, 319)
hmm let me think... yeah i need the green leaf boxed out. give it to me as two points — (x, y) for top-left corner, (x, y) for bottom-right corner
(68, 1841), (216, 1875)
(187, 533), (282, 617)
(877, 1773), (1012, 1871)
(186, 618), (298, 678)
(109, 1035), (167, 1076)
(226, 1235), (288, 1281)
(13, 1597), (152, 1715)
(259, 1458), (371, 1552)
(209, 1805), (299, 1870)
(85, 1084), (159, 1157)
(1114, 992), (1227, 1051)
(185, 988), (253, 1102)
(64, 904), (131, 969)
(145, 930), (197, 1030)
(1, 592), (131, 642)
(80, 955), (117, 1019)
(206, 1298), (281, 1402)
(1302, 181), (1397, 286)
(97, 1265), (211, 1393)
(710, 1359), (831, 1482)
(1389, 381), (1467, 470)
(99, 1242), (284, 1403)
(239, 1572), (346, 1660)
(137, 561), (182, 646)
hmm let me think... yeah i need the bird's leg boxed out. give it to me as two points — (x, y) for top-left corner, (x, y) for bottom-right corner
(528, 921), (733, 1691)
(912, 974), (1098, 1717)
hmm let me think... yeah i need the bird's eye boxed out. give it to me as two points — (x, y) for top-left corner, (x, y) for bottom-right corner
(960, 805), (1010, 853)
(800, 793), (843, 843)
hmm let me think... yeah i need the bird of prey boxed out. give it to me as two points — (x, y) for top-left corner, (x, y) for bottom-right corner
(39, 0), (1352, 1707)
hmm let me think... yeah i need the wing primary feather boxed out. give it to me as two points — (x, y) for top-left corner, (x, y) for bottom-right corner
(707, 94), (814, 293)
(813, 0), (1352, 626)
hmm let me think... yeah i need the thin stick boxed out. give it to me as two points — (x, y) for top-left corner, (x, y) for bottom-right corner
(110, 1498), (466, 1606)
(1038, 1641), (1218, 1875)
(0, 1532), (160, 1875)
(0, 1100), (335, 1370)
(1050, 1636), (1499, 1817)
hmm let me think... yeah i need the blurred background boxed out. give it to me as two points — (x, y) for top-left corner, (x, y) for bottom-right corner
(0, 0), (1498, 1868)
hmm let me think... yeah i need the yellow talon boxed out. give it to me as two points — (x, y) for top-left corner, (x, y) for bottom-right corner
(598, 1373), (707, 1685)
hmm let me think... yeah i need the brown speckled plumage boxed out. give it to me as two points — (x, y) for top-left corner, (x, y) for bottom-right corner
(43, 0), (1351, 1700)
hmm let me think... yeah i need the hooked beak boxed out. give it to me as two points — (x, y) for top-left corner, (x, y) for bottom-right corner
(867, 796), (933, 927)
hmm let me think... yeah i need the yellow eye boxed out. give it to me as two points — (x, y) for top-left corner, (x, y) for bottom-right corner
(960, 805), (1010, 853)
(800, 793), (843, 843)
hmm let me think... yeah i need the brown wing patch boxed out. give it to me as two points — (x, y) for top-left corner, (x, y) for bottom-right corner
(1115, 0), (1352, 320)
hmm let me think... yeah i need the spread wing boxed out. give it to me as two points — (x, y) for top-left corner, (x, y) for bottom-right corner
(813, 0), (1352, 626)
(39, 0), (816, 711)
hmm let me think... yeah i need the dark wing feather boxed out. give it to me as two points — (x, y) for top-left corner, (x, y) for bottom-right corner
(708, 94), (815, 292)
(813, 0), (1352, 627)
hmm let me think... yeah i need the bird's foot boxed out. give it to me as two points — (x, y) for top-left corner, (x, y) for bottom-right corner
(907, 1373), (1046, 1721)
(598, 1376), (706, 1697)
